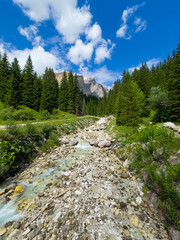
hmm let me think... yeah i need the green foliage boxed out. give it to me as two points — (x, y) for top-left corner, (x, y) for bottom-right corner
(13, 106), (37, 121)
(0, 107), (14, 121)
(116, 81), (145, 126)
(148, 86), (169, 122)
(59, 71), (68, 112)
(0, 52), (11, 105)
(9, 58), (23, 108)
(40, 110), (51, 120)
(40, 68), (59, 113)
(25, 123), (43, 142)
(67, 71), (75, 114)
(22, 56), (34, 108)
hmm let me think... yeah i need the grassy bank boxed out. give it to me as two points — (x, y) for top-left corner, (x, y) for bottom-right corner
(0, 115), (98, 182)
(108, 118), (180, 231)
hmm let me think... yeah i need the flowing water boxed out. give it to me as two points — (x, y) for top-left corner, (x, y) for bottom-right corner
(0, 137), (94, 230)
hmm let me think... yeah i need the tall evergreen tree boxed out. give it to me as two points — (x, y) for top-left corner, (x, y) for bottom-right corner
(74, 74), (82, 115)
(33, 73), (42, 111)
(59, 71), (68, 112)
(168, 41), (180, 121)
(22, 55), (34, 108)
(0, 52), (11, 104)
(9, 58), (22, 108)
(67, 71), (75, 114)
(116, 81), (145, 126)
(40, 68), (59, 113)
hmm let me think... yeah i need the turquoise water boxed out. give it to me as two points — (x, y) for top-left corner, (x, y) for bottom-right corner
(0, 138), (94, 229)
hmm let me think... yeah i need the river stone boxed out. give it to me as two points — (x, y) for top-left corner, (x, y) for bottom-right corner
(69, 139), (78, 146)
(130, 215), (140, 227)
(98, 141), (111, 148)
(168, 227), (180, 240)
(13, 221), (21, 229)
(121, 172), (129, 179)
(7, 229), (22, 239)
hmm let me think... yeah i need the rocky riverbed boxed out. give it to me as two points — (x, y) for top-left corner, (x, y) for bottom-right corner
(0, 118), (170, 240)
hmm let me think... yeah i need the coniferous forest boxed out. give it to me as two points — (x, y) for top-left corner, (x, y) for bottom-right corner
(0, 41), (179, 125)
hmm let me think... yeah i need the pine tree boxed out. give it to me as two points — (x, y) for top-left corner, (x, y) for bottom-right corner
(59, 71), (68, 112)
(168, 41), (180, 121)
(116, 81), (145, 126)
(9, 58), (22, 108)
(67, 71), (75, 114)
(74, 74), (82, 115)
(40, 68), (59, 113)
(22, 55), (34, 108)
(33, 73), (42, 111)
(0, 52), (11, 105)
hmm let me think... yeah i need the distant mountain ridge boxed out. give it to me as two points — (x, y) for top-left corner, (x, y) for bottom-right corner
(55, 72), (108, 98)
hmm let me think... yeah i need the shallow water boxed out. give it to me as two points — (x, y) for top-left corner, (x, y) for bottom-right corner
(0, 138), (94, 230)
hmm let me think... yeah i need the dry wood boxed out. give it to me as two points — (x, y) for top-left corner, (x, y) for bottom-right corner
(24, 188), (71, 228)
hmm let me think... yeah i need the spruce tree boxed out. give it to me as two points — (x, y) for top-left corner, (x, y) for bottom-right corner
(40, 68), (59, 113)
(67, 71), (75, 114)
(33, 73), (42, 111)
(116, 81), (145, 126)
(22, 55), (34, 108)
(59, 71), (68, 112)
(9, 58), (22, 108)
(74, 74), (82, 115)
(0, 52), (11, 105)
(168, 41), (180, 121)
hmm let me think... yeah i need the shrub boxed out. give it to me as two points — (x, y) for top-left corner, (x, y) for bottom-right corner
(40, 110), (51, 120)
(13, 107), (37, 121)
(0, 107), (14, 121)
(25, 123), (43, 142)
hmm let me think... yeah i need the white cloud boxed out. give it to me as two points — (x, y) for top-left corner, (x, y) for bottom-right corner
(0, 43), (63, 75)
(79, 65), (120, 85)
(95, 40), (115, 64)
(18, 24), (45, 47)
(134, 17), (147, 32)
(14, 0), (92, 44)
(116, 24), (128, 38)
(13, 0), (51, 22)
(86, 23), (102, 43)
(128, 58), (161, 73)
(14, 0), (114, 65)
(67, 39), (94, 65)
(116, 2), (146, 39)
(18, 25), (38, 40)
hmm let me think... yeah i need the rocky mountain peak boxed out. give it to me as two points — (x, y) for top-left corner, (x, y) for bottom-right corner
(55, 72), (108, 98)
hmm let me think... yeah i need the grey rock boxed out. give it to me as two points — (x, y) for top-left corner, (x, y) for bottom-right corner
(146, 191), (159, 213)
(7, 229), (22, 240)
(121, 172), (129, 179)
(98, 141), (111, 148)
(168, 156), (180, 165)
(69, 139), (78, 146)
(142, 144), (148, 151)
(168, 227), (180, 240)
(163, 122), (176, 130)
(13, 221), (21, 229)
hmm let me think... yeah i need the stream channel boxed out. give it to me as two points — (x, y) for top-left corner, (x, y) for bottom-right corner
(0, 137), (95, 230)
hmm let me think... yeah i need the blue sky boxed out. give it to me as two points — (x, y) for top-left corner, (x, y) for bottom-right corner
(0, 0), (180, 86)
